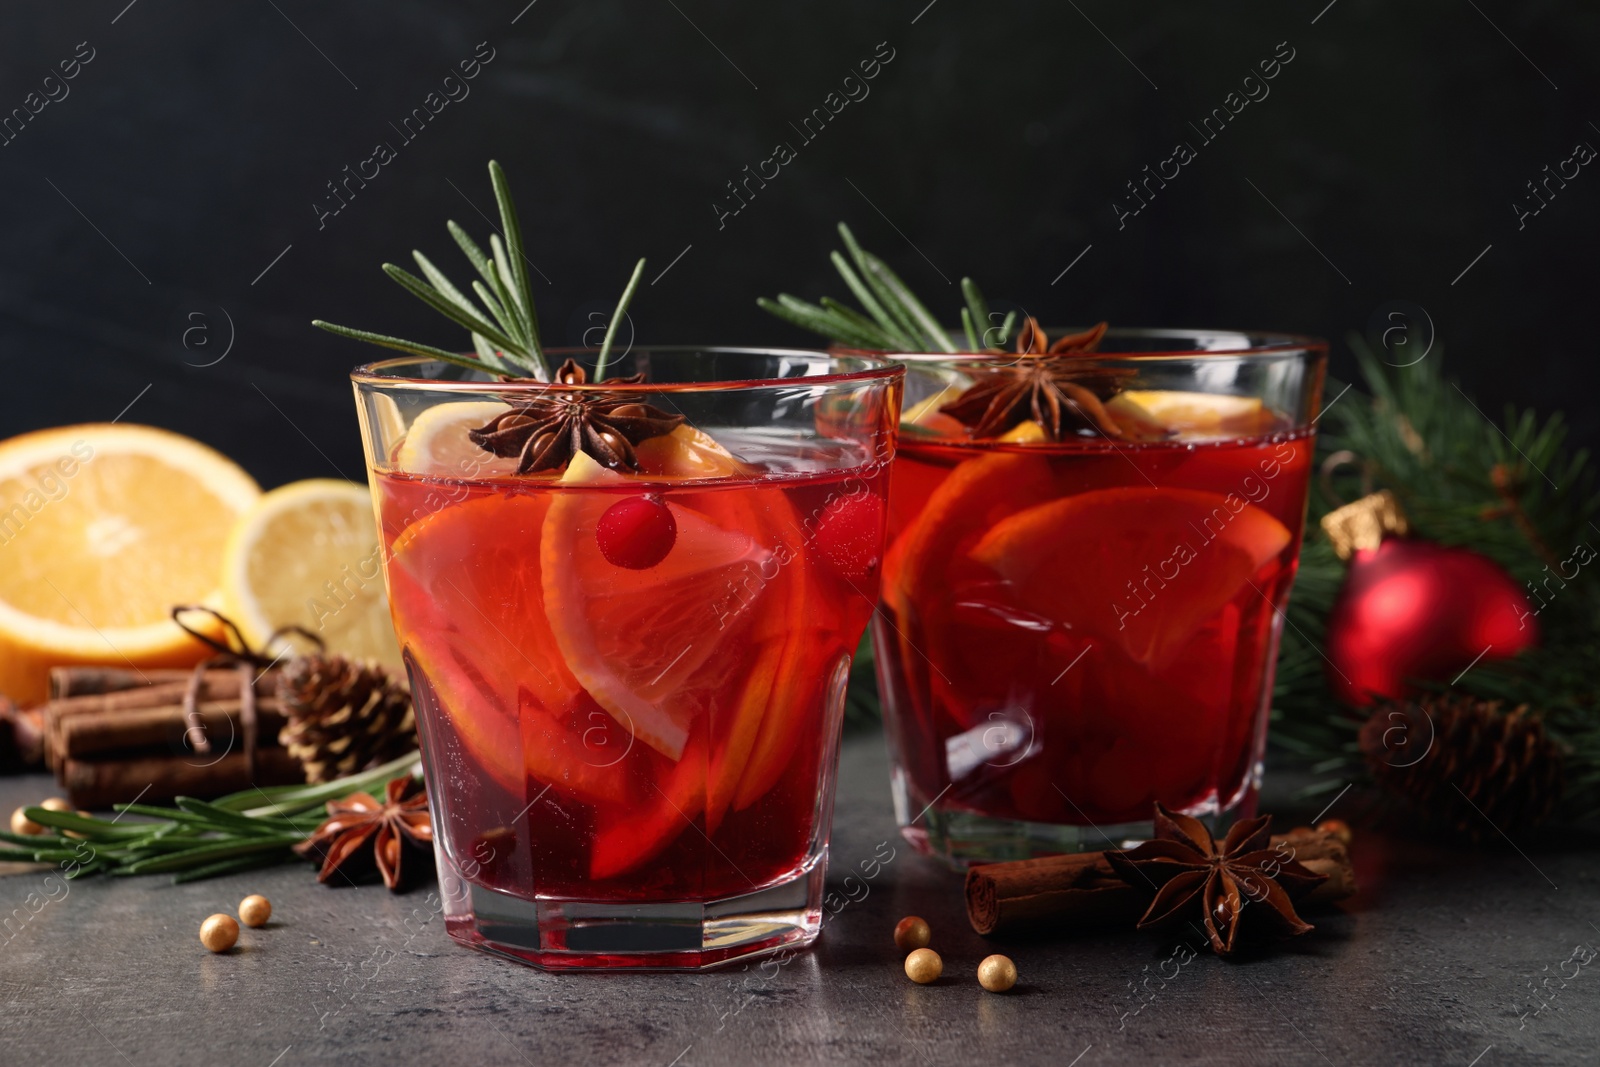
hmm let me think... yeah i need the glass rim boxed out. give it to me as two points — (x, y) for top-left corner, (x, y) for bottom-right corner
(350, 346), (905, 395)
(842, 326), (1327, 363)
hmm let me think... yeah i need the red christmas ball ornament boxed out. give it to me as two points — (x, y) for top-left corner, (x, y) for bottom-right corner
(1322, 491), (1538, 705)
(597, 495), (676, 570)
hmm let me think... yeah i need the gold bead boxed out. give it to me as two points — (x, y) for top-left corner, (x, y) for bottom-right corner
(200, 914), (239, 953)
(9, 807), (43, 836)
(978, 954), (1018, 993)
(238, 895), (272, 928)
(893, 915), (931, 952)
(39, 797), (71, 813)
(904, 948), (942, 984)
(1317, 818), (1353, 846)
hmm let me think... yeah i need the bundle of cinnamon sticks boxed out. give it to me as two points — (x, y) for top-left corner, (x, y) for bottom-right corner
(18, 666), (305, 808)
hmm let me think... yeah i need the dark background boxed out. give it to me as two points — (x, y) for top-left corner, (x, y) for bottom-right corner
(1, 0), (1595, 489)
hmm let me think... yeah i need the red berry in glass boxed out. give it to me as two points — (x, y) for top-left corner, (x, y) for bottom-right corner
(596, 495), (676, 570)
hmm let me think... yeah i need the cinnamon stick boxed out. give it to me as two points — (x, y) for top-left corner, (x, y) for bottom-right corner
(42, 669), (281, 768)
(49, 666), (200, 700)
(54, 700), (288, 761)
(60, 747), (305, 809)
(965, 829), (1356, 937)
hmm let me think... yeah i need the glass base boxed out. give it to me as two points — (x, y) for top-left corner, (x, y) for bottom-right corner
(892, 767), (1258, 869)
(437, 852), (826, 971)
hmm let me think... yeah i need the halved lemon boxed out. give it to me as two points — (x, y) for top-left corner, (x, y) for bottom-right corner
(0, 424), (261, 705)
(969, 486), (1292, 668)
(221, 479), (402, 669)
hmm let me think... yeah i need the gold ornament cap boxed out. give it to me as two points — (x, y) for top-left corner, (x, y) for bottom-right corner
(1321, 490), (1410, 561)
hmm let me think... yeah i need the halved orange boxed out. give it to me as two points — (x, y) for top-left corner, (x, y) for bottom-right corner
(0, 424), (260, 705)
(968, 487), (1291, 669)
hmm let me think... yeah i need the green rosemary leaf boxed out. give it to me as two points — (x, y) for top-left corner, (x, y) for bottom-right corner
(233, 752), (423, 818)
(836, 226), (928, 347)
(828, 251), (915, 348)
(993, 309), (1018, 349)
(171, 850), (298, 884)
(172, 797), (303, 835)
(775, 295), (888, 350)
(961, 307), (980, 351)
(489, 160), (533, 332)
(595, 257), (645, 383)
(960, 277), (992, 352)
(380, 264), (522, 359)
(120, 833), (303, 875)
(413, 250), (486, 326)
(759, 297), (873, 350)
(819, 298), (897, 348)
(862, 253), (957, 353)
(312, 321), (504, 376)
(19, 808), (147, 839)
(488, 234), (539, 359)
(448, 220), (498, 291)
(472, 332), (503, 368)
(472, 276), (526, 354)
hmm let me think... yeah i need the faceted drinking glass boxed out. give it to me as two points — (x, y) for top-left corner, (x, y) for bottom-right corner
(352, 347), (902, 969)
(874, 329), (1325, 865)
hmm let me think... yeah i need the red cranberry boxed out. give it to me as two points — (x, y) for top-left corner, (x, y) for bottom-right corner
(596, 495), (676, 569)
(813, 492), (884, 582)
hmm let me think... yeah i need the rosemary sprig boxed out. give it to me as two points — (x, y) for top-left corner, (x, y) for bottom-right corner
(758, 222), (1012, 353)
(314, 161), (650, 382)
(0, 751), (421, 884)
(594, 257), (646, 383)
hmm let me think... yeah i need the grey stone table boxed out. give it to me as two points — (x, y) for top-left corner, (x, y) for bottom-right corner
(3, 734), (1598, 1066)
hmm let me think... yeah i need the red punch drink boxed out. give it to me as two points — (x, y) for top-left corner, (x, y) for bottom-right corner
(354, 348), (901, 969)
(875, 328), (1324, 864)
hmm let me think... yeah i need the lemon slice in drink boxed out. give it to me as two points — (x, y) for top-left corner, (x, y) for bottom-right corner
(394, 401), (520, 477)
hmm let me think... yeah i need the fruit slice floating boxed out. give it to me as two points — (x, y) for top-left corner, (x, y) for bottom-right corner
(387, 492), (630, 807)
(0, 424), (260, 705)
(222, 479), (402, 670)
(541, 452), (793, 762)
(1105, 390), (1268, 439)
(394, 401), (521, 477)
(968, 487), (1291, 669)
(590, 734), (708, 881)
(634, 424), (744, 479)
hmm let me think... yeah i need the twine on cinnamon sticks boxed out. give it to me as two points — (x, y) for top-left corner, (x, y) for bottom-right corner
(169, 605), (320, 773)
(30, 608), (322, 808)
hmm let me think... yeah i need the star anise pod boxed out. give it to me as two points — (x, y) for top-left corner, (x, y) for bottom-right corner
(467, 358), (685, 474)
(1106, 804), (1327, 957)
(940, 317), (1134, 441)
(294, 775), (433, 891)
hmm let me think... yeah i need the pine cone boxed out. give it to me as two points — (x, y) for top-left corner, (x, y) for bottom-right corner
(1359, 692), (1564, 840)
(278, 655), (416, 783)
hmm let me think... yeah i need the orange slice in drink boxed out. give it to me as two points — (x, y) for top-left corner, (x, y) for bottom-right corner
(968, 487), (1292, 669)
(540, 453), (792, 761)
(387, 492), (629, 807)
